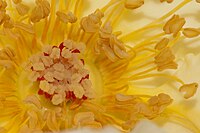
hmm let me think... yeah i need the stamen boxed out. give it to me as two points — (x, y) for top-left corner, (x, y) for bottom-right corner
(160, 0), (173, 3)
(24, 95), (42, 109)
(154, 38), (169, 50)
(101, 0), (121, 12)
(132, 66), (157, 77)
(14, 22), (34, 34)
(16, 3), (29, 16)
(74, 0), (82, 17)
(134, 32), (165, 50)
(0, 47), (16, 69)
(96, 22), (129, 61)
(56, 11), (77, 24)
(129, 73), (185, 85)
(127, 61), (154, 73)
(163, 14), (185, 37)
(148, 93), (173, 106)
(124, 0), (144, 9)
(30, 0), (50, 23)
(182, 28), (200, 38)
(154, 47), (177, 71)
(41, 0), (56, 43)
(80, 9), (104, 33)
(74, 112), (102, 128)
(179, 83), (198, 99)
(103, 1), (123, 26)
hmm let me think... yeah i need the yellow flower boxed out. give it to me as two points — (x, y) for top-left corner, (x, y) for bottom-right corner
(0, 0), (199, 133)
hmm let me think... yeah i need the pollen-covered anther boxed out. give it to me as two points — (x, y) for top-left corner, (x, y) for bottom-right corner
(135, 102), (153, 117)
(73, 84), (85, 99)
(99, 24), (112, 39)
(53, 71), (65, 81)
(154, 47), (177, 71)
(124, 0), (144, 10)
(160, 0), (173, 3)
(157, 93), (173, 106)
(110, 35), (129, 59)
(39, 80), (50, 92)
(155, 38), (169, 50)
(115, 94), (136, 104)
(61, 48), (72, 58)
(179, 83), (198, 99)
(26, 110), (41, 129)
(0, 47), (16, 69)
(32, 62), (45, 71)
(99, 22), (112, 39)
(74, 112), (94, 125)
(16, 3), (29, 16)
(30, 0), (50, 23)
(97, 23), (129, 61)
(81, 9), (104, 33)
(51, 94), (64, 105)
(56, 11), (77, 23)
(74, 112), (102, 128)
(27, 40), (93, 105)
(163, 14), (185, 37)
(50, 47), (60, 59)
(41, 56), (53, 67)
(148, 93), (173, 115)
(0, 0), (7, 10)
(0, 12), (14, 29)
(28, 71), (40, 81)
(0, 96), (5, 109)
(44, 72), (54, 82)
(42, 45), (52, 55)
(3, 18), (14, 29)
(24, 95), (42, 109)
(44, 110), (59, 131)
(19, 124), (43, 133)
(182, 28), (200, 38)
(116, 94), (132, 101)
(0, 46), (16, 60)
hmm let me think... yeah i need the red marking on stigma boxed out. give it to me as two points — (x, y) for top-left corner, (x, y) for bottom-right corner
(80, 59), (84, 65)
(71, 92), (76, 100)
(65, 91), (77, 100)
(44, 52), (49, 56)
(37, 76), (45, 81)
(44, 92), (52, 99)
(79, 74), (90, 83)
(85, 74), (89, 79)
(65, 91), (71, 99)
(38, 89), (44, 95)
(82, 95), (88, 100)
(72, 49), (80, 53)
(59, 42), (65, 51)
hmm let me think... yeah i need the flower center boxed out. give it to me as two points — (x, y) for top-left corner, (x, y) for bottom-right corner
(26, 40), (94, 105)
